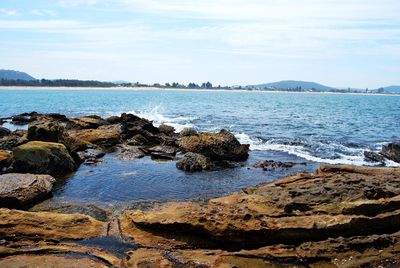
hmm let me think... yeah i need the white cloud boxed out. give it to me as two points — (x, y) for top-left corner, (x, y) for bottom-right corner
(32, 9), (57, 16)
(0, 8), (17, 16)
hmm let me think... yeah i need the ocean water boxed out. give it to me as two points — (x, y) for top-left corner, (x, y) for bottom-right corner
(1, 89), (399, 207)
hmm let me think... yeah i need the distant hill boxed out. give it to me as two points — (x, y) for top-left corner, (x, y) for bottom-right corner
(0, 70), (35, 81)
(380, 86), (400, 93)
(247, 80), (338, 91)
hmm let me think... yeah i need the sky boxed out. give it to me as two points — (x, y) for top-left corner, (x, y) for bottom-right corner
(0, 0), (399, 88)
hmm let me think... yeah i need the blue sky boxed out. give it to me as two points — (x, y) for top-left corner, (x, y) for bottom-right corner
(0, 0), (399, 88)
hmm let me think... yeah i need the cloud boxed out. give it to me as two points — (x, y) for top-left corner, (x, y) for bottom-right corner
(31, 9), (57, 16)
(0, 8), (17, 16)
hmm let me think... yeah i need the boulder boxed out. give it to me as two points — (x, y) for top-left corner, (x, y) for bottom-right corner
(0, 126), (11, 138)
(381, 141), (400, 163)
(69, 125), (120, 147)
(106, 115), (121, 124)
(120, 113), (159, 140)
(77, 147), (106, 165)
(12, 114), (35, 125)
(180, 127), (197, 137)
(116, 145), (146, 161)
(0, 173), (55, 208)
(68, 115), (109, 129)
(364, 151), (385, 163)
(12, 141), (77, 176)
(148, 145), (179, 160)
(126, 134), (149, 146)
(0, 131), (26, 151)
(179, 129), (249, 161)
(27, 121), (65, 142)
(0, 150), (12, 171)
(159, 124), (176, 135)
(253, 160), (300, 170)
(176, 152), (214, 171)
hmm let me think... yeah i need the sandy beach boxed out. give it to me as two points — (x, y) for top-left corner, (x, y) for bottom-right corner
(0, 86), (399, 96)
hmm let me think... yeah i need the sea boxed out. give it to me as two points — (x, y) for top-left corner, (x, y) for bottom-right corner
(1, 89), (399, 209)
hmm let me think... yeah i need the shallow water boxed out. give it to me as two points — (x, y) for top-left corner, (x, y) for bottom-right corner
(1, 89), (399, 208)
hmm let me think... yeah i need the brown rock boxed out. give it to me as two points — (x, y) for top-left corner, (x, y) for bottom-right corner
(382, 141), (400, 163)
(69, 125), (120, 147)
(159, 124), (175, 135)
(68, 115), (109, 129)
(12, 141), (77, 176)
(0, 150), (12, 170)
(0, 126), (11, 138)
(176, 152), (214, 171)
(0, 255), (109, 268)
(123, 165), (400, 250)
(0, 208), (105, 241)
(0, 173), (55, 208)
(179, 129), (249, 161)
(123, 249), (173, 268)
(27, 121), (65, 143)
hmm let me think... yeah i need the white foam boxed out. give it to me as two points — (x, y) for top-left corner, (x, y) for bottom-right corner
(235, 132), (400, 167)
(113, 106), (196, 132)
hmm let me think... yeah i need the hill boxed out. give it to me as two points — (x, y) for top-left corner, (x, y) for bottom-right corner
(247, 80), (338, 91)
(0, 70), (35, 81)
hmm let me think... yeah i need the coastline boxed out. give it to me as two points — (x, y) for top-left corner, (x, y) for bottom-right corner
(0, 86), (399, 96)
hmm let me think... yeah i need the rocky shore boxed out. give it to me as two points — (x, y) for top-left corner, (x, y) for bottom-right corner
(0, 112), (400, 267)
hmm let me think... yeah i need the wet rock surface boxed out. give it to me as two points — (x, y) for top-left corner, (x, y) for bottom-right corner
(0, 126), (11, 138)
(1, 112), (400, 267)
(179, 129), (249, 161)
(382, 141), (400, 163)
(0, 150), (12, 171)
(12, 141), (77, 176)
(364, 150), (386, 163)
(253, 159), (306, 170)
(0, 165), (399, 267)
(0, 173), (55, 208)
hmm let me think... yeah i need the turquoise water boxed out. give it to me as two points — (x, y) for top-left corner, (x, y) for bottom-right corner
(1, 89), (399, 165)
(1, 89), (399, 207)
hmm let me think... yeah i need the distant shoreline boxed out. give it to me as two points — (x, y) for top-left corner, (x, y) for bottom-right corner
(0, 86), (399, 96)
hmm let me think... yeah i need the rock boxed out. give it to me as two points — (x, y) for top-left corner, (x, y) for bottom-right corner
(0, 208), (105, 241)
(123, 165), (400, 250)
(176, 152), (214, 172)
(12, 114), (35, 125)
(77, 147), (106, 165)
(123, 249), (173, 268)
(148, 145), (179, 160)
(0, 131), (26, 151)
(0, 150), (12, 171)
(116, 145), (146, 161)
(364, 151), (385, 163)
(27, 121), (65, 142)
(106, 115), (121, 124)
(0, 126), (11, 138)
(179, 129), (249, 161)
(68, 115), (109, 129)
(180, 127), (197, 137)
(159, 124), (176, 135)
(0, 173), (55, 208)
(126, 134), (149, 146)
(120, 113), (159, 140)
(0, 255), (109, 268)
(12, 141), (77, 176)
(382, 141), (400, 163)
(69, 125), (120, 147)
(253, 160), (299, 170)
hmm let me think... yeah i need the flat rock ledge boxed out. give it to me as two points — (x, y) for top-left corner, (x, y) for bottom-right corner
(0, 164), (400, 267)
